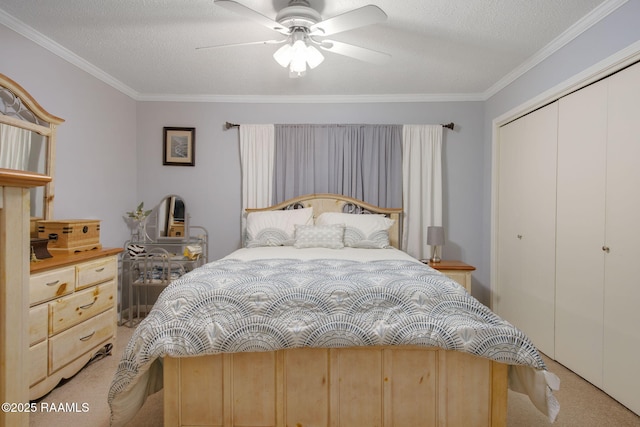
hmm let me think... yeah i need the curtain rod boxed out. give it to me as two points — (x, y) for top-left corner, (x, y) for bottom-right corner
(224, 121), (455, 130)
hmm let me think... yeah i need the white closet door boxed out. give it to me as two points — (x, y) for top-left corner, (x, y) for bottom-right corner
(556, 80), (607, 387)
(497, 102), (557, 357)
(497, 117), (525, 330)
(603, 61), (640, 415)
(518, 103), (558, 357)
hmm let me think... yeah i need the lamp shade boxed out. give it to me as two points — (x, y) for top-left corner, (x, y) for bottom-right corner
(426, 226), (444, 246)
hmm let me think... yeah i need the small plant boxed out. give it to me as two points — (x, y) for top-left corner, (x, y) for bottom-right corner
(127, 202), (152, 221)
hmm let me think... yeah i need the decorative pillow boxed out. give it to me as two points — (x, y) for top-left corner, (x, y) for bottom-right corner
(315, 212), (394, 248)
(245, 207), (313, 247)
(294, 224), (345, 249)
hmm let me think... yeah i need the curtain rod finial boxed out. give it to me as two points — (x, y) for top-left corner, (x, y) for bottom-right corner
(442, 122), (454, 130)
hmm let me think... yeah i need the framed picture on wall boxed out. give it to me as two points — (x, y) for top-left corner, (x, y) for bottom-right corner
(163, 127), (195, 166)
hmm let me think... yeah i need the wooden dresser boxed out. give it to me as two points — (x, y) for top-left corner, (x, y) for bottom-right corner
(28, 247), (122, 400)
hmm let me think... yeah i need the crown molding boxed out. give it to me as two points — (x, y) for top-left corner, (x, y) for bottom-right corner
(136, 92), (485, 103)
(0, 9), (140, 99)
(493, 38), (640, 129)
(482, 0), (628, 100)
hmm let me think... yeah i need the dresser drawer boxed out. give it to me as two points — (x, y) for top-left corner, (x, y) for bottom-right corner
(76, 256), (116, 290)
(30, 266), (75, 306)
(49, 309), (115, 373)
(29, 304), (48, 345)
(29, 340), (48, 387)
(49, 280), (116, 335)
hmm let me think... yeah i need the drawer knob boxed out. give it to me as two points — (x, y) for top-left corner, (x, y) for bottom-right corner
(79, 331), (96, 342)
(46, 280), (60, 287)
(95, 267), (105, 272)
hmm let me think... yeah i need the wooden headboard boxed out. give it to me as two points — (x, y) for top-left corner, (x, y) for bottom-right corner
(246, 193), (403, 249)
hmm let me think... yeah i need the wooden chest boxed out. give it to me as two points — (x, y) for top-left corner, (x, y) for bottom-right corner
(37, 219), (102, 254)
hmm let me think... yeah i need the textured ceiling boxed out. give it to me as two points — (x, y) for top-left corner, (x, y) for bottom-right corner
(0, 0), (616, 101)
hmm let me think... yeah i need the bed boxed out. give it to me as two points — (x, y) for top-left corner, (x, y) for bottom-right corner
(108, 193), (559, 427)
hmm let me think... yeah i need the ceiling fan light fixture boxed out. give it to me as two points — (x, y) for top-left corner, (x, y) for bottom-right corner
(273, 32), (324, 77)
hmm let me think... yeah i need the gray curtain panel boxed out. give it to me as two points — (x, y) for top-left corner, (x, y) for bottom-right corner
(273, 124), (403, 208)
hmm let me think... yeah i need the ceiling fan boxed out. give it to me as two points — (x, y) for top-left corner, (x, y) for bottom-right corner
(198, 0), (391, 78)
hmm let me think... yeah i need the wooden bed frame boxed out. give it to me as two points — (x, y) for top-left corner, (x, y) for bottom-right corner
(163, 194), (508, 427)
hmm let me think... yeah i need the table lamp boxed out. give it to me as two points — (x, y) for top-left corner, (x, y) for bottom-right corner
(427, 226), (444, 263)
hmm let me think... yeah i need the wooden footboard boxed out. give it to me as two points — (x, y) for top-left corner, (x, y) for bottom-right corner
(164, 346), (508, 427)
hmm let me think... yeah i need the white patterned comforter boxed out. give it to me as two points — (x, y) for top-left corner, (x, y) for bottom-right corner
(109, 249), (559, 426)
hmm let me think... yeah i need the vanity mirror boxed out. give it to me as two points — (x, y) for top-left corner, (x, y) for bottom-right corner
(145, 195), (189, 241)
(0, 73), (64, 222)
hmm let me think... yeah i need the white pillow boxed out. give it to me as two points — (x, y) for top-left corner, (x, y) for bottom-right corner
(294, 224), (345, 249)
(315, 212), (394, 249)
(246, 207), (313, 247)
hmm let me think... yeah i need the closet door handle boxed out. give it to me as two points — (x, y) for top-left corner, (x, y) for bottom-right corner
(602, 246), (610, 253)
(517, 234), (523, 240)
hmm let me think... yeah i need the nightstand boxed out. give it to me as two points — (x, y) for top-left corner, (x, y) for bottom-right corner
(422, 260), (475, 294)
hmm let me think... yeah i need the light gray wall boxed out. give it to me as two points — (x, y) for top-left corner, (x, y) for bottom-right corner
(0, 24), (138, 249)
(481, 0), (640, 304)
(136, 101), (485, 269)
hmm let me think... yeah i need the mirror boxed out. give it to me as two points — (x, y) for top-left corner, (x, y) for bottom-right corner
(0, 124), (47, 216)
(0, 73), (64, 222)
(146, 195), (188, 241)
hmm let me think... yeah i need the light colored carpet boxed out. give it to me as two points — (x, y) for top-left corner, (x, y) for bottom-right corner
(30, 325), (159, 427)
(30, 325), (640, 427)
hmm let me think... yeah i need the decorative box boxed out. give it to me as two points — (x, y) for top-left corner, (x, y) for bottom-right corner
(37, 219), (102, 254)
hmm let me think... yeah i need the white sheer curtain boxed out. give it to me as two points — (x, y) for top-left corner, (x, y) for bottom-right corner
(239, 124), (275, 211)
(402, 125), (443, 260)
(0, 123), (32, 170)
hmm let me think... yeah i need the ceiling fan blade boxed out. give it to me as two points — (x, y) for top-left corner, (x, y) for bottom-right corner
(196, 39), (285, 51)
(214, 0), (289, 35)
(319, 40), (391, 65)
(310, 5), (387, 36)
